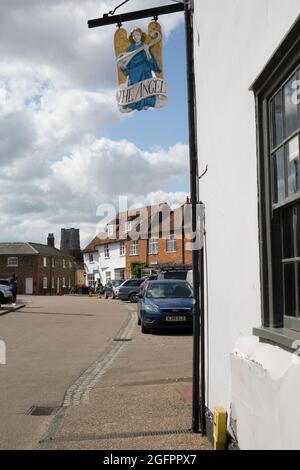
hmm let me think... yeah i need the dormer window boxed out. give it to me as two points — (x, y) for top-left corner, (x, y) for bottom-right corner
(107, 225), (114, 236)
(125, 221), (132, 233)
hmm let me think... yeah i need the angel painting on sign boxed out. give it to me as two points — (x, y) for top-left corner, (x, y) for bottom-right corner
(114, 22), (168, 113)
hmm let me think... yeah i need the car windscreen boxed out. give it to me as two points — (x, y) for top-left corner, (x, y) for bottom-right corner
(146, 283), (193, 299)
(0, 280), (9, 286)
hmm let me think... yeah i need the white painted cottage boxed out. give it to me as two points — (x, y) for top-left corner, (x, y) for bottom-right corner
(194, 0), (300, 449)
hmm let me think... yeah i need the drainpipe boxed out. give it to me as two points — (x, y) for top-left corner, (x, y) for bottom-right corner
(184, 0), (206, 434)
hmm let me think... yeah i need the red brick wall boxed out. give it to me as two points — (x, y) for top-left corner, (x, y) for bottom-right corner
(125, 236), (191, 278)
(0, 255), (37, 294)
(38, 255), (76, 295)
(184, 247), (192, 265)
(125, 239), (148, 278)
(0, 254), (76, 295)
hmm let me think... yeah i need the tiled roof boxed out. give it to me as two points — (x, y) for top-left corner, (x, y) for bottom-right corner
(83, 201), (192, 252)
(0, 243), (37, 255)
(107, 203), (170, 226)
(82, 233), (125, 253)
(0, 242), (73, 258)
(29, 243), (73, 258)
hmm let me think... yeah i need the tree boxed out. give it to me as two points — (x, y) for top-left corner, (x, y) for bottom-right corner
(130, 261), (146, 278)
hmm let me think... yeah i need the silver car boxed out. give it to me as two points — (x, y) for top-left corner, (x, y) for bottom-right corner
(0, 279), (13, 304)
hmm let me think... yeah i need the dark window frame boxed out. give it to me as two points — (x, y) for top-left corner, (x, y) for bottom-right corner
(251, 14), (300, 340)
(104, 244), (110, 259)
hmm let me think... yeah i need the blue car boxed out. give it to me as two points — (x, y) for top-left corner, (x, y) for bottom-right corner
(138, 280), (194, 334)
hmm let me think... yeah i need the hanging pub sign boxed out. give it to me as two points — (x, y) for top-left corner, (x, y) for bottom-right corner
(114, 21), (168, 113)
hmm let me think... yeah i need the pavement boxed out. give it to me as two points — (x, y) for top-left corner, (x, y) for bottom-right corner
(0, 295), (211, 450)
(41, 302), (211, 451)
(0, 298), (26, 316)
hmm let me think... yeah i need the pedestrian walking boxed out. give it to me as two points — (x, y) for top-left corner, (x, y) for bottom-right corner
(10, 274), (18, 307)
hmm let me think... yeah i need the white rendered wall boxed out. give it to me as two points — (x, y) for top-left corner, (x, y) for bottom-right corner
(83, 251), (100, 281)
(232, 337), (300, 450)
(194, 0), (300, 445)
(98, 242), (126, 282)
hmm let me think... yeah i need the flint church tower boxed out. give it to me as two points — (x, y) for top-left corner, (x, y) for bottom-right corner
(60, 228), (82, 261)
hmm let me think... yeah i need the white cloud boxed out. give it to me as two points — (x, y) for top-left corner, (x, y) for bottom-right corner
(0, 136), (189, 246)
(0, 0), (187, 248)
(0, 0), (183, 89)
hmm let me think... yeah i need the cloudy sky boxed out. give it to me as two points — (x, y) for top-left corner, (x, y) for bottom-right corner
(0, 0), (189, 248)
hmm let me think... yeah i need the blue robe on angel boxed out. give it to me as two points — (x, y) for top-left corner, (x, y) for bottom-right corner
(124, 42), (161, 111)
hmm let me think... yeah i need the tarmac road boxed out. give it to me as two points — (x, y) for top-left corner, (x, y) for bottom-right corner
(0, 295), (127, 450)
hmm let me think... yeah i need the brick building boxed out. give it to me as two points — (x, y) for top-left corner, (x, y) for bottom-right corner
(0, 234), (76, 295)
(83, 201), (192, 282)
(124, 203), (192, 278)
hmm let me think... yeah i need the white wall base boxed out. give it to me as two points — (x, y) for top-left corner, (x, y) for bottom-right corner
(231, 336), (300, 449)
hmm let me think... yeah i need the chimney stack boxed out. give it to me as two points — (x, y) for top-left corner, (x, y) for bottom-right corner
(47, 233), (55, 248)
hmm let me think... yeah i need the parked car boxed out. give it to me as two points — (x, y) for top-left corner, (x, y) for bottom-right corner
(118, 278), (145, 303)
(0, 279), (13, 304)
(139, 274), (158, 293)
(137, 279), (193, 334)
(139, 271), (189, 295)
(158, 270), (189, 280)
(103, 279), (125, 299)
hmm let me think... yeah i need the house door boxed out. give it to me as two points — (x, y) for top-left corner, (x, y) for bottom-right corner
(25, 278), (33, 294)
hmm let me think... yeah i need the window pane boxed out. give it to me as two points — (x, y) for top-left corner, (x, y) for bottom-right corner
(271, 91), (284, 148)
(297, 206), (300, 257)
(287, 136), (300, 196)
(284, 263), (296, 317)
(282, 208), (294, 259)
(298, 263), (300, 318)
(273, 147), (285, 203)
(284, 75), (299, 138)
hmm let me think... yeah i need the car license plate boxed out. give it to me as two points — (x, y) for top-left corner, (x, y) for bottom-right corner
(166, 316), (186, 322)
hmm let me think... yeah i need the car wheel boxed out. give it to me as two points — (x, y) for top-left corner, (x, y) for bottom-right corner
(105, 294), (108, 299)
(0, 293), (4, 304)
(129, 293), (138, 303)
(141, 322), (149, 334)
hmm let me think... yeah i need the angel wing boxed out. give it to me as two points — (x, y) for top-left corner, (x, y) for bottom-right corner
(114, 28), (130, 85)
(147, 21), (163, 79)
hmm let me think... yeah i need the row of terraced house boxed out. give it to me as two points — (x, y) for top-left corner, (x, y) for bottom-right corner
(83, 200), (193, 286)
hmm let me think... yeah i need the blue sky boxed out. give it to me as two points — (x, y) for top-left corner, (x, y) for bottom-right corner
(0, 0), (190, 246)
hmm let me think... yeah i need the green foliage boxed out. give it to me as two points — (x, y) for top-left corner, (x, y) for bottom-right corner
(130, 261), (146, 278)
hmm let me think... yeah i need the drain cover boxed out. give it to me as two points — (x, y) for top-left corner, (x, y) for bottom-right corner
(26, 406), (59, 416)
(113, 338), (132, 342)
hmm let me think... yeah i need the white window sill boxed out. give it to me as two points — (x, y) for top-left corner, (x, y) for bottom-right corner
(253, 326), (300, 351)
